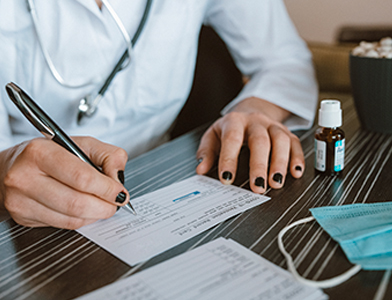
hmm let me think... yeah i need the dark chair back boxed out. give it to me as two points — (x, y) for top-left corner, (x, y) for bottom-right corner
(170, 26), (244, 138)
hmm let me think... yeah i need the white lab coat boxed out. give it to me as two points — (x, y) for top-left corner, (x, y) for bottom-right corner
(0, 0), (318, 158)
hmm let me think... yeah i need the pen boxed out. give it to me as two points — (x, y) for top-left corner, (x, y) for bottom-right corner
(5, 82), (136, 215)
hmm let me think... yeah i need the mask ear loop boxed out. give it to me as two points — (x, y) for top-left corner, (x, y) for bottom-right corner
(278, 216), (362, 288)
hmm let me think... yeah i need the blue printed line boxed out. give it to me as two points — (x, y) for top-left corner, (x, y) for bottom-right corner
(173, 191), (200, 202)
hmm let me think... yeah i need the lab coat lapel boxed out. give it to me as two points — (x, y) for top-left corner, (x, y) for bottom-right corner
(74, 0), (104, 19)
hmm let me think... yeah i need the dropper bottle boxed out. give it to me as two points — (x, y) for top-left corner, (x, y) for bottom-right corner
(314, 100), (345, 176)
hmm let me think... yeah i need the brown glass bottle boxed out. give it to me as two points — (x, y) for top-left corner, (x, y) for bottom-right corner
(315, 127), (345, 176)
(314, 99), (345, 176)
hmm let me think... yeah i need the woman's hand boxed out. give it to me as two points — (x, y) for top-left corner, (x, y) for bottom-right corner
(0, 136), (129, 229)
(196, 97), (304, 193)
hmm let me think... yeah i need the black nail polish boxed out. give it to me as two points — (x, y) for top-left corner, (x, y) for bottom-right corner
(116, 206), (121, 211)
(273, 173), (283, 184)
(295, 166), (302, 172)
(255, 177), (265, 188)
(222, 171), (233, 181)
(116, 191), (126, 204)
(197, 158), (203, 164)
(118, 170), (125, 185)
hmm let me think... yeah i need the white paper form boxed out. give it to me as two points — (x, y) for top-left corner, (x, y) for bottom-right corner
(76, 238), (327, 300)
(77, 175), (270, 266)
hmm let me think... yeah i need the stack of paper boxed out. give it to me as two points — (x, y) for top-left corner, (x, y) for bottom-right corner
(76, 238), (327, 300)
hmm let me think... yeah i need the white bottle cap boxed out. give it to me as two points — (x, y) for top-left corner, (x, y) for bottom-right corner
(318, 99), (342, 127)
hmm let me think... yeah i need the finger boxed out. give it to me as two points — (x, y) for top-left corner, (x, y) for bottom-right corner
(73, 136), (128, 182)
(196, 125), (221, 175)
(23, 139), (129, 207)
(217, 113), (245, 185)
(7, 192), (103, 229)
(36, 174), (117, 219)
(5, 164), (118, 220)
(268, 125), (290, 189)
(289, 133), (305, 178)
(247, 124), (270, 193)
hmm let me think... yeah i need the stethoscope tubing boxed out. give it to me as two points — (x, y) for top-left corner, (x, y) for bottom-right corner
(98, 0), (153, 97)
(27, 0), (152, 121)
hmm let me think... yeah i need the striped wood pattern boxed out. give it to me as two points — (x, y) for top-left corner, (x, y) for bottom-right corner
(0, 92), (391, 299)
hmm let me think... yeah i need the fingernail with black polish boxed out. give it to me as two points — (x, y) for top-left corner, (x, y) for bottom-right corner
(255, 177), (265, 188)
(273, 173), (283, 184)
(295, 166), (302, 172)
(116, 191), (127, 204)
(118, 170), (125, 185)
(197, 158), (203, 164)
(222, 171), (233, 181)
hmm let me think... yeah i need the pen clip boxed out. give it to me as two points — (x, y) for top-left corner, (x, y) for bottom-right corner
(5, 83), (55, 138)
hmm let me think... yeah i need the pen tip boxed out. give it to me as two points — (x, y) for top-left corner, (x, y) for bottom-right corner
(124, 202), (137, 215)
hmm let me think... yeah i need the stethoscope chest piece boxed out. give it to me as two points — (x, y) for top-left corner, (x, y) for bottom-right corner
(77, 94), (102, 125)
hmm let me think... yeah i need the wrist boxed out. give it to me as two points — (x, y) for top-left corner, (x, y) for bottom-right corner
(0, 149), (10, 208)
(229, 97), (291, 123)
(0, 144), (25, 208)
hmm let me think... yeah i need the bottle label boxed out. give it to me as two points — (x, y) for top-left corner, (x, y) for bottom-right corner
(334, 139), (345, 172)
(314, 139), (326, 171)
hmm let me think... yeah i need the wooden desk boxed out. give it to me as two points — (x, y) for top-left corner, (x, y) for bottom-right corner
(1, 93), (392, 300)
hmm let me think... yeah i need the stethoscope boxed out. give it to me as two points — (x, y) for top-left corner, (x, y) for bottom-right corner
(27, 0), (153, 124)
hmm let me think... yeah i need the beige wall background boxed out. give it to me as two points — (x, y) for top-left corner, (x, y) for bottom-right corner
(284, 0), (392, 44)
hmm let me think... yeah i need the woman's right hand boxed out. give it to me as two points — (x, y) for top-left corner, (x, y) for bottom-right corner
(0, 136), (129, 229)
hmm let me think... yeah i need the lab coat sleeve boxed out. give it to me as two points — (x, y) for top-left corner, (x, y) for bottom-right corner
(0, 92), (14, 152)
(204, 0), (318, 130)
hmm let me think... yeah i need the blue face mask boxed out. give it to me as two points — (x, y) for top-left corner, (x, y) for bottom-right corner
(278, 202), (392, 288)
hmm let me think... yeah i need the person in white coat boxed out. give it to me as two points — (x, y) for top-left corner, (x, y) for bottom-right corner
(0, 0), (318, 229)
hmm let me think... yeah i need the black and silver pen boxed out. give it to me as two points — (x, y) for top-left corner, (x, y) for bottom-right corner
(5, 82), (136, 215)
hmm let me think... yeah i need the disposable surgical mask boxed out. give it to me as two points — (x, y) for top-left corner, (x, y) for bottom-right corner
(278, 202), (392, 288)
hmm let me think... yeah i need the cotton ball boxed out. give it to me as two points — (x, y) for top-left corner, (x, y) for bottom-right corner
(365, 49), (379, 58)
(377, 45), (392, 53)
(380, 37), (392, 47)
(384, 52), (392, 59)
(352, 37), (392, 58)
(359, 41), (376, 51)
(352, 46), (366, 56)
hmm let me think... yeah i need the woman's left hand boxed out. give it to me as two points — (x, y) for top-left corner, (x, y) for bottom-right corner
(196, 97), (304, 193)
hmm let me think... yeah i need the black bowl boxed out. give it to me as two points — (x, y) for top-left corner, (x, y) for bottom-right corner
(350, 54), (392, 133)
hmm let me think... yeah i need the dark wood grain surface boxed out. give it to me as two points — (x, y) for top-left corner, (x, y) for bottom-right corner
(1, 92), (391, 300)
